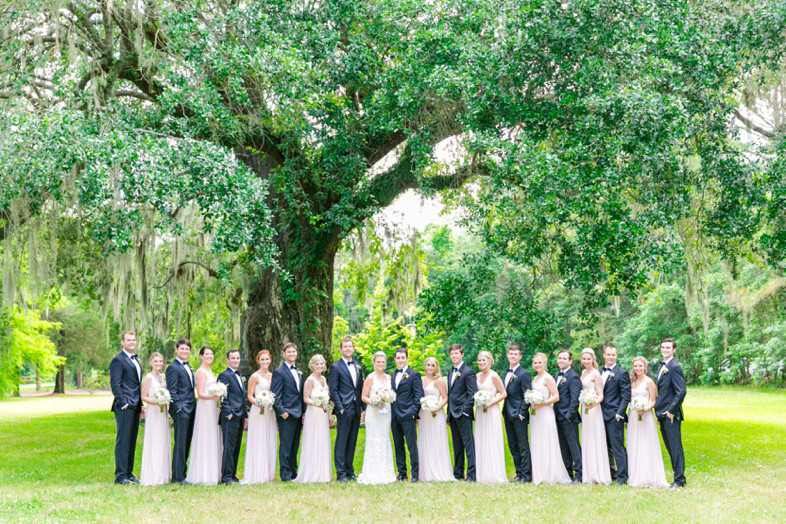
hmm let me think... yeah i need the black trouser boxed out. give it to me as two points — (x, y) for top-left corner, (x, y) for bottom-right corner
(450, 415), (476, 481)
(504, 414), (531, 481)
(556, 417), (582, 481)
(277, 414), (302, 481)
(334, 410), (361, 480)
(220, 414), (245, 482)
(114, 402), (141, 482)
(391, 417), (419, 479)
(171, 407), (195, 482)
(659, 416), (686, 485)
(604, 417), (628, 482)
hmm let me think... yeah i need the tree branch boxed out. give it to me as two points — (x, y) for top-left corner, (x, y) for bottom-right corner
(154, 260), (219, 289)
(115, 89), (155, 103)
(734, 108), (774, 138)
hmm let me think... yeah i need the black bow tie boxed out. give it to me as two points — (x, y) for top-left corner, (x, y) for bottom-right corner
(507, 369), (514, 374)
(394, 369), (404, 374)
(660, 361), (667, 367)
(603, 367), (612, 372)
(130, 354), (138, 360)
(453, 367), (460, 372)
(290, 365), (298, 371)
(346, 360), (354, 366)
(558, 371), (565, 376)
(234, 370), (241, 376)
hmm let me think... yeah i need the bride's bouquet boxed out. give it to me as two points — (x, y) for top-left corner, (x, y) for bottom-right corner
(371, 387), (396, 414)
(254, 390), (275, 414)
(630, 397), (649, 421)
(525, 389), (546, 416)
(152, 388), (171, 413)
(207, 382), (228, 407)
(579, 389), (600, 414)
(311, 390), (331, 412)
(473, 390), (494, 413)
(420, 396), (441, 417)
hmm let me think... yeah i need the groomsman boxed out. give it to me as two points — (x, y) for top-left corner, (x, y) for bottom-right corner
(271, 343), (305, 481)
(329, 337), (365, 483)
(109, 331), (143, 484)
(654, 338), (687, 488)
(390, 348), (424, 482)
(217, 350), (247, 484)
(502, 344), (532, 482)
(446, 343), (477, 482)
(167, 338), (196, 484)
(554, 349), (582, 483)
(600, 344), (630, 485)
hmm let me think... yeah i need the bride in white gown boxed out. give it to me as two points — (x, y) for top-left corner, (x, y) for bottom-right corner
(357, 351), (396, 485)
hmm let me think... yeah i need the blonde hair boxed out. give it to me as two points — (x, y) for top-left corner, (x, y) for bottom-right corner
(372, 351), (387, 364)
(581, 348), (598, 370)
(424, 357), (442, 379)
(309, 354), (326, 372)
(478, 350), (495, 368)
(533, 352), (548, 364)
(630, 356), (648, 386)
(148, 352), (164, 365)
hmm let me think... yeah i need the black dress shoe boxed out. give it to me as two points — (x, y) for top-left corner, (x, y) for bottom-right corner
(572, 478), (582, 484)
(338, 478), (349, 484)
(115, 479), (132, 485)
(397, 475), (407, 481)
(222, 479), (239, 485)
(410, 478), (419, 483)
(348, 475), (358, 481)
(669, 482), (686, 488)
(615, 479), (627, 486)
(128, 476), (140, 484)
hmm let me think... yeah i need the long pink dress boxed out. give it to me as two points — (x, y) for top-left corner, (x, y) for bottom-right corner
(417, 380), (455, 482)
(294, 379), (331, 483)
(473, 374), (508, 483)
(185, 371), (222, 485)
(140, 374), (171, 486)
(580, 375), (611, 485)
(241, 375), (277, 484)
(627, 382), (669, 487)
(530, 377), (571, 485)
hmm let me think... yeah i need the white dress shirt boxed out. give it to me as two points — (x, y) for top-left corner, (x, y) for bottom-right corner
(343, 358), (357, 386)
(123, 350), (141, 382)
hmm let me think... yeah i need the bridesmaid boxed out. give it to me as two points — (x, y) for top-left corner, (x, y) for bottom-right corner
(473, 351), (508, 484)
(241, 350), (276, 484)
(627, 356), (669, 487)
(295, 354), (332, 483)
(417, 357), (455, 482)
(185, 346), (222, 485)
(140, 352), (171, 486)
(529, 352), (572, 485)
(579, 348), (611, 485)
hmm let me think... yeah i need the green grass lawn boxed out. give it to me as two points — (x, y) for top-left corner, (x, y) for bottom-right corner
(1, 387), (784, 523)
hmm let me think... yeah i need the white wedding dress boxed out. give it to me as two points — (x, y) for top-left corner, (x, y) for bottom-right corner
(357, 373), (396, 485)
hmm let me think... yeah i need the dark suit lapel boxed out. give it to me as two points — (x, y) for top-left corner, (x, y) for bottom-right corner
(124, 353), (140, 384)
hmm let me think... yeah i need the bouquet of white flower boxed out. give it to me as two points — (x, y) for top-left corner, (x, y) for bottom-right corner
(152, 388), (171, 413)
(473, 390), (495, 413)
(254, 390), (275, 414)
(579, 389), (600, 414)
(525, 389), (546, 416)
(420, 396), (441, 417)
(630, 397), (649, 421)
(371, 387), (396, 414)
(312, 390), (331, 412)
(206, 382), (228, 407)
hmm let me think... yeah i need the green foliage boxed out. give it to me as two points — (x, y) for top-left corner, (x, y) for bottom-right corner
(0, 306), (64, 396)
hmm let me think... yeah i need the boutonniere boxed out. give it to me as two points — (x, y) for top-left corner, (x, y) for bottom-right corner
(610, 372), (616, 379)
(662, 368), (669, 375)
(454, 372), (461, 379)
(402, 372), (409, 380)
(557, 376), (565, 386)
(297, 370), (303, 376)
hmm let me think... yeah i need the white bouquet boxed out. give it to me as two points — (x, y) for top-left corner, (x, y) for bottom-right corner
(630, 397), (649, 421)
(420, 396), (441, 417)
(206, 382), (228, 407)
(525, 389), (546, 416)
(473, 390), (494, 413)
(312, 390), (331, 412)
(371, 387), (396, 414)
(579, 389), (600, 414)
(254, 390), (275, 414)
(152, 388), (171, 413)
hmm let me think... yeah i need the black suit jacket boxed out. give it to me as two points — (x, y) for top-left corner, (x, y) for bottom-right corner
(109, 352), (141, 411)
(554, 368), (582, 422)
(166, 359), (196, 415)
(329, 359), (365, 416)
(447, 362), (477, 421)
(601, 364), (631, 422)
(271, 363), (305, 418)
(218, 368), (247, 419)
(503, 366), (531, 421)
(654, 359), (686, 420)
(391, 367), (424, 420)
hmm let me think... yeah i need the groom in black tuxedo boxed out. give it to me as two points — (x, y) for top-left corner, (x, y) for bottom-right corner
(447, 343), (477, 482)
(502, 344), (532, 482)
(218, 349), (247, 484)
(109, 331), (142, 484)
(390, 348), (424, 482)
(554, 349), (582, 483)
(271, 342), (305, 481)
(166, 338), (196, 484)
(600, 344), (630, 485)
(654, 338), (687, 488)
(329, 337), (365, 483)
